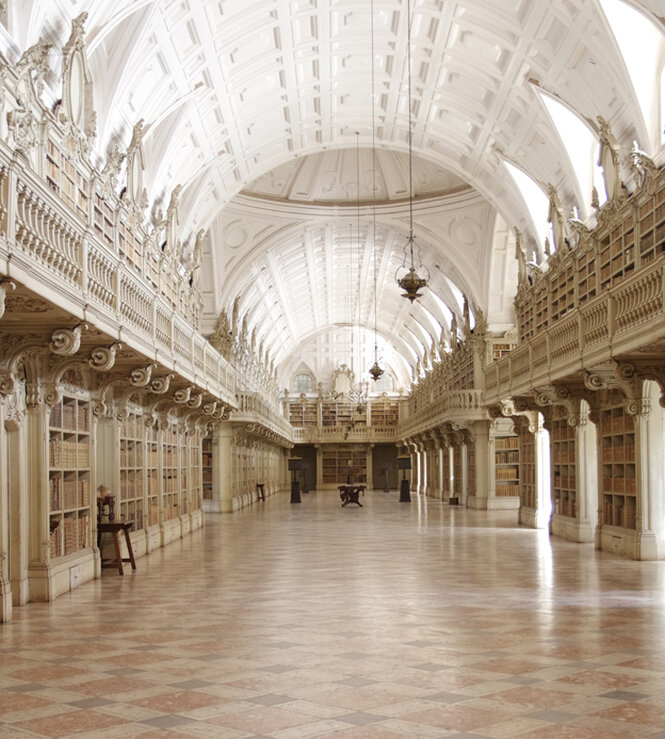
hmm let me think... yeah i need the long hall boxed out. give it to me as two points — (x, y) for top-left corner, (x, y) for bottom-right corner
(3, 492), (665, 738)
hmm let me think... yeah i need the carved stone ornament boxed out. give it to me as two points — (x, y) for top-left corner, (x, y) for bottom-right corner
(150, 373), (173, 394)
(124, 119), (145, 207)
(0, 370), (15, 396)
(0, 279), (16, 318)
(187, 392), (203, 409)
(100, 145), (125, 198)
(129, 363), (156, 387)
(547, 183), (566, 254)
(57, 12), (96, 156)
(597, 116), (623, 204)
(7, 108), (38, 155)
(88, 343), (121, 371)
(14, 38), (51, 106)
(49, 324), (87, 356)
(209, 309), (233, 360)
(174, 386), (192, 403)
(203, 401), (217, 416)
(630, 141), (658, 195)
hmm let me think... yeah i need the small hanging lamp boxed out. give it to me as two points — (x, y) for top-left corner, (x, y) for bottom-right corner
(369, 0), (384, 382)
(395, 0), (429, 302)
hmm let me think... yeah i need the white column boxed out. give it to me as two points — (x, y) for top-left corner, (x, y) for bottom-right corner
(635, 380), (664, 559)
(212, 422), (234, 513)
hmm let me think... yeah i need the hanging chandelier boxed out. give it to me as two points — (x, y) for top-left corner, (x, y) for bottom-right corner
(369, 0), (384, 382)
(395, 0), (429, 302)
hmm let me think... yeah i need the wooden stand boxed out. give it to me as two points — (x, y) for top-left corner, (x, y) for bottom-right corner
(256, 483), (265, 501)
(97, 522), (136, 576)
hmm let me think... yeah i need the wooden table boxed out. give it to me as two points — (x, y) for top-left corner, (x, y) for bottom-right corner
(338, 484), (365, 507)
(97, 522), (136, 575)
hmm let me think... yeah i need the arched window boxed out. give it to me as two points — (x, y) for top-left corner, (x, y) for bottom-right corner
(293, 373), (314, 394)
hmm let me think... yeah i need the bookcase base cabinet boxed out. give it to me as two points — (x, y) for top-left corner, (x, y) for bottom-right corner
(550, 514), (595, 544)
(28, 550), (98, 602)
(191, 509), (204, 531)
(597, 526), (659, 561)
(161, 518), (182, 547)
(487, 495), (520, 511)
(146, 524), (163, 553)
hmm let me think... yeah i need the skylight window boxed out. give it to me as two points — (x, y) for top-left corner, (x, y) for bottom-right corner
(538, 91), (605, 214)
(599, 0), (665, 147)
(503, 161), (550, 253)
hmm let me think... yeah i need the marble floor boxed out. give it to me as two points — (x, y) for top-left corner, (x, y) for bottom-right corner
(3, 491), (665, 738)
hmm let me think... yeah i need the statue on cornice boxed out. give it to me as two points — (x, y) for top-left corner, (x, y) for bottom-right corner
(100, 145), (125, 198)
(514, 227), (528, 287)
(597, 116), (622, 203)
(14, 38), (51, 103)
(547, 184), (565, 253)
(209, 309), (232, 360)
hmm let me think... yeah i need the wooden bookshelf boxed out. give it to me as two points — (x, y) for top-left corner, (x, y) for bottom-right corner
(370, 400), (399, 428)
(551, 416), (576, 518)
(202, 435), (213, 501)
(288, 401), (318, 427)
(146, 424), (159, 527)
(600, 392), (636, 529)
(495, 435), (519, 496)
(321, 447), (366, 484)
(119, 411), (144, 531)
(550, 264), (575, 322)
(162, 423), (179, 522)
(189, 431), (202, 512)
(45, 138), (89, 221)
(48, 395), (91, 558)
(518, 424), (536, 509)
(637, 186), (665, 264)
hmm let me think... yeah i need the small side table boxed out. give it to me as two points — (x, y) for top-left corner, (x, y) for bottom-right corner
(97, 522), (136, 576)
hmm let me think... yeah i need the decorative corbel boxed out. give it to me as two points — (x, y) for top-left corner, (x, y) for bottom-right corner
(0, 279), (16, 318)
(203, 400), (217, 416)
(150, 373), (173, 394)
(174, 386), (192, 404)
(49, 323), (88, 356)
(187, 392), (203, 409)
(88, 343), (122, 372)
(129, 363), (156, 387)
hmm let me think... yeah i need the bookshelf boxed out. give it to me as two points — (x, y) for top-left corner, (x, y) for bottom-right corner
(466, 441), (475, 497)
(45, 138), (89, 221)
(550, 264), (575, 322)
(189, 431), (202, 513)
(495, 435), (519, 496)
(599, 217), (635, 290)
(146, 424), (159, 527)
(370, 400), (399, 428)
(119, 411), (144, 531)
(453, 446), (463, 498)
(162, 423), (179, 523)
(288, 401), (318, 427)
(519, 424), (536, 509)
(637, 186), (665, 264)
(179, 429), (188, 515)
(48, 395), (91, 558)
(202, 435), (213, 501)
(600, 392), (636, 529)
(321, 447), (366, 484)
(551, 417), (576, 517)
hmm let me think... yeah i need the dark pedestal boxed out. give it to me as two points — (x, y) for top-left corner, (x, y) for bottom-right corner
(399, 479), (411, 502)
(290, 480), (301, 504)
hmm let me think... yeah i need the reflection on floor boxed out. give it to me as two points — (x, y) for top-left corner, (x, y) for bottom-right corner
(3, 490), (665, 738)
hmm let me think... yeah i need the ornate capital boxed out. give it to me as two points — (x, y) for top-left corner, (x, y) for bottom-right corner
(0, 280), (16, 319)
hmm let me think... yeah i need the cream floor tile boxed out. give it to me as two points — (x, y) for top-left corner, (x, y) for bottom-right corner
(4, 490), (665, 738)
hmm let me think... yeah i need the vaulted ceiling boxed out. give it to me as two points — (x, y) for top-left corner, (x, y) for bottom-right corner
(7, 0), (665, 388)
